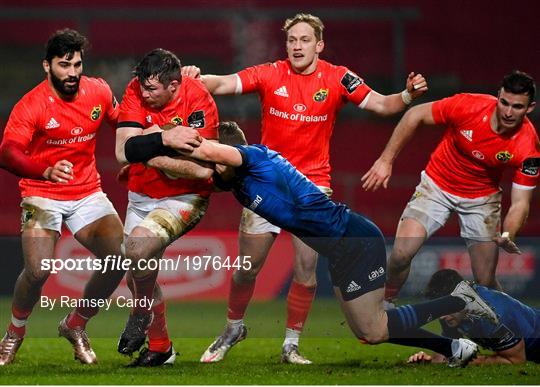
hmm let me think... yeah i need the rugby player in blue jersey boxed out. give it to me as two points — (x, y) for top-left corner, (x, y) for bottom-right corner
(121, 120), (502, 367)
(407, 269), (540, 364)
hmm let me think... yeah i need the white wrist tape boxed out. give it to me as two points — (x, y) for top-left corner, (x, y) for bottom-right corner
(401, 89), (412, 105)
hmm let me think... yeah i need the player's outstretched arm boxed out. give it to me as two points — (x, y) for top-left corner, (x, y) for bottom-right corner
(494, 187), (534, 254)
(146, 155), (214, 180)
(179, 139), (243, 167)
(361, 102), (435, 191)
(363, 72), (428, 116)
(181, 65), (240, 95)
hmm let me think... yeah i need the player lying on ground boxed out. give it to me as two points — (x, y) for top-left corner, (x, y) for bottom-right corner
(118, 121), (502, 367)
(407, 269), (540, 365)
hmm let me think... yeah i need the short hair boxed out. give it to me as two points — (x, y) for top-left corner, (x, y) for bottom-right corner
(424, 269), (464, 299)
(282, 13), (324, 41)
(218, 121), (247, 146)
(134, 48), (181, 86)
(45, 28), (88, 62)
(501, 70), (536, 103)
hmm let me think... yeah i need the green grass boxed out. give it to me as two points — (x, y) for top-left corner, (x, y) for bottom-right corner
(0, 299), (539, 384)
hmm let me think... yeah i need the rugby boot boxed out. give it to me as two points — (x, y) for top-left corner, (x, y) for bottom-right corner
(117, 311), (153, 355)
(127, 345), (177, 367)
(447, 338), (478, 368)
(451, 281), (499, 324)
(281, 343), (313, 364)
(0, 331), (23, 365)
(200, 324), (247, 363)
(58, 317), (97, 364)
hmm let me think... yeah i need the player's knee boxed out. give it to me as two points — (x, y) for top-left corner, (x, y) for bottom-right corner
(360, 325), (388, 344)
(22, 266), (50, 286)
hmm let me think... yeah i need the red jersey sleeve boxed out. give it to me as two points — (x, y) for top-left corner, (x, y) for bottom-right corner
(512, 143), (540, 188)
(2, 97), (39, 147)
(431, 94), (471, 126)
(96, 78), (119, 126)
(237, 63), (273, 94)
(337, 67), (372, 106)
(186, 83), (219, 140)
(118, 79), (146, 127)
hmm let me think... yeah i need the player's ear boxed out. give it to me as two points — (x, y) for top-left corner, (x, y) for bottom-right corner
(168, 80), (179, 92)
(316, 39), (324, 54)
(42, 60), (50, 74)
(526, 101), (536, 114)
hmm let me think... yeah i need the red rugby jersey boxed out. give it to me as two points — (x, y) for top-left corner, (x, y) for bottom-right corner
(2, 77), (118, 200)
(427, 93), (539, 198)
(237, 59), (372, 188)
(118, 76), (218, 199)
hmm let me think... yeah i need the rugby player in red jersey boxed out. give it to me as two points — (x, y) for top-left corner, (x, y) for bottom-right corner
(114, 48), (218, 367)
(183, 13), (428, 364)
(0, 29), (125, 365)
(362, 70), (539, 304)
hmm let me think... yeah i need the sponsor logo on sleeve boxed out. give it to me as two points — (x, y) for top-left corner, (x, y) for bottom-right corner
(313, 88), (328, 102)
(521, 157), (540, 176)
(495, 150), (513, 163)
(112, 96), (118, 108)
(340, 71), (363, 94)
(187, 110), (205, 128)
(90, 105), (102, 121)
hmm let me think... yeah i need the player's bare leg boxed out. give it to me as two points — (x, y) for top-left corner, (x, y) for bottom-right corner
(468, 241), (502, 290)
(385, 218), (427, 302)
(281, 236), (317, 364)
(200, 231), (276, 363)
(0, 228), (57, 366)
(59, 214), (125, 365)
(117, 225), (164, 356)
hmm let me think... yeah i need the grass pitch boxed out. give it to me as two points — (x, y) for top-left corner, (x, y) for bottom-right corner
(0, 299), (538, 385)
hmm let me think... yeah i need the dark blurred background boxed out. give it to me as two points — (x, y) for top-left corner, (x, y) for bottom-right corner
(0, 0), (539, 298)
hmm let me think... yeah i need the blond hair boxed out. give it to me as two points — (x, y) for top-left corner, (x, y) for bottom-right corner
(282, 13), (324, 41)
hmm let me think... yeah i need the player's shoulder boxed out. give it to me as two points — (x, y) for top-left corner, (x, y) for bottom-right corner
(81, 76), (111, 89)
(181, 76), (211, 95)
(12, 80), (50, 113)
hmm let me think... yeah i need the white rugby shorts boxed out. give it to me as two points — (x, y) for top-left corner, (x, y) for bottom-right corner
(124, 191), (208, 241)
(20, 191), (118, 235)
(401, 171), (502, 242)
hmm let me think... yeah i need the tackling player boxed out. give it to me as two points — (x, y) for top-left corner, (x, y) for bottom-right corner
(114, 48), (218, 367)
(183, 13), (428, 364)
(152, 121), (503, 368)
(362, 71), (539, 304)
(0, 29), (125, 365)
(407, 269), (540, 365)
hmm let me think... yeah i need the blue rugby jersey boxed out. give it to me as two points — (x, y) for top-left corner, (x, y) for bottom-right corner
(229, 144), (351, 240)
(448, 285), (540, 360)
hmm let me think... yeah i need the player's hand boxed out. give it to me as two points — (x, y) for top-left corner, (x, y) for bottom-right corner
(181, 65), (201, 79)
(44, 160), (74, 184)
(361, 158), (392, 191)
(407, 351), (433, 364)
(161, 125), (202, 152)
(493, 232), (522, 254)
(406, 72), (428, 100)
(116, 165), (130, 186)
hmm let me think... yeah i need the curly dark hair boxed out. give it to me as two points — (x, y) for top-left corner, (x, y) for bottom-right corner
(424, 269), (464, 299)
(134, 48), (181, 86)
(45, 28), (88, 62)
